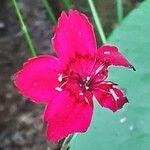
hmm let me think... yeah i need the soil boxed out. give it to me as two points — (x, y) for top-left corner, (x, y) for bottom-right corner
(0, 0), (141, 149)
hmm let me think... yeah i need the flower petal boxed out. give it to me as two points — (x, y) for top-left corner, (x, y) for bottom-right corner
(52, 10), (97, 77)
(44, 91), (93, 143)
(14, 55), (61, 104)
(93, 82), (128, 112)
(53, 10), (97, 63)
(97, 45), (135, 69)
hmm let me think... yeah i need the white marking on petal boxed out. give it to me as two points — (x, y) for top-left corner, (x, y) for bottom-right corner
(110, 89), (119, 101)
(120, 117), (127, 124)
(100, 81), (112, 85)
(55, 87), (62, 92)
(104, 51), (110, 54)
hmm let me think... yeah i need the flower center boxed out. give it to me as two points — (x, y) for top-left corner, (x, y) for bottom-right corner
(55, 62), (107, 103)
(80, 76), (91, 90)
(56, 73), (92, 91)
(56, 63), (106, 93)
(55, 73), (92, 104)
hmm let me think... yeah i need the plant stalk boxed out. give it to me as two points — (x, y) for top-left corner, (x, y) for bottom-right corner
(60, 134), (76, 150)
(42, 0), (57, 24)
(117, 0), (123, 24)
(87, 0), (107, 44)
(62, 0), (72, 11)
(12, 0), (36, 56)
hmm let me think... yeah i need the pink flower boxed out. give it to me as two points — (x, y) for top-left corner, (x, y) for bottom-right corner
(14, 10), (134, 143)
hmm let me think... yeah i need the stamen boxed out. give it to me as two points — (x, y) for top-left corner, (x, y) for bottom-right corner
(79, 92), (84, 96)
(110, 89), (119, 101)
(86, 76), (90, 81)
(84, 96), (89, 104)
(58, 74), (63, 82)
(55, 80), (68, 92)
(95, 63), (105, 75)
(85, 86), (89, 90)
(60, 81), (68, 88)
(55, 87), (62, 92)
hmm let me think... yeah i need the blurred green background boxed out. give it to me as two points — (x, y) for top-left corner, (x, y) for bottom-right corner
(0, 0), (149, 150)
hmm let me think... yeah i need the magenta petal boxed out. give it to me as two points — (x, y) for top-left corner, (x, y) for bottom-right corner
(14, 55), (61, 103)
(93, 82), (128, 112)
(112, 87), (128, 109)
(44, 91), (93, 143)
(97, 45), (134, 68)
(52, 10), (97, 76)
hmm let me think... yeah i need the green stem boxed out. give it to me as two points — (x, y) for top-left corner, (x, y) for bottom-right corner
(12, 0), (36, 57)
(62, 0), (72, 11)
(42, 0), (57, 24)
(117, 0), (123, 24)
(60, 134), (76, 150)
(87, 0), (106, 44)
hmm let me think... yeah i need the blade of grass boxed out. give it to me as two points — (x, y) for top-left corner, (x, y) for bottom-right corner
(12, 0), (36, 56)
(117, 0), (123, 24)
(87, 0), (106, 44)
(42, 0), (57, 24)
(62, 0), (72, 11)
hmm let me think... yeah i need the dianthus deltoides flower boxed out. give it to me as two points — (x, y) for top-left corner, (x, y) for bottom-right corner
(14, 10), (134, 143)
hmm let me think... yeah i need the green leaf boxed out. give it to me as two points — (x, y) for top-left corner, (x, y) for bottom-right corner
(71, 0), (150, 150)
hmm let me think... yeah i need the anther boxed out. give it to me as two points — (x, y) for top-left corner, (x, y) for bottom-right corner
(86, 76), (90, 81)
(79, 92), (84, 96)
(58, 74), (63, 82)
(85, 86), (89, 90)
(55, 87), (62, 92)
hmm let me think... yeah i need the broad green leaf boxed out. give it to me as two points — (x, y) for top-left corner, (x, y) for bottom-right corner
(71, 1), (150, 150)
